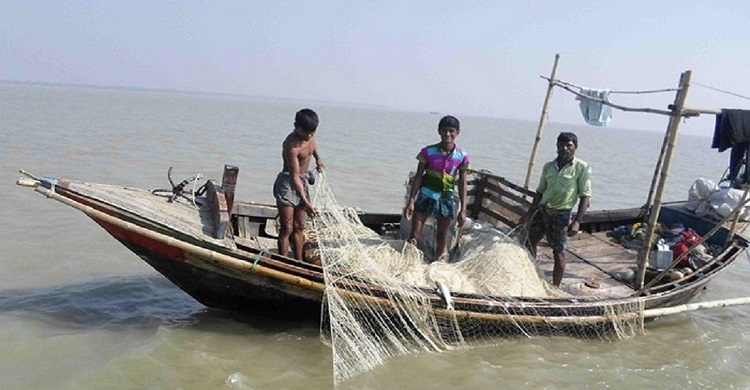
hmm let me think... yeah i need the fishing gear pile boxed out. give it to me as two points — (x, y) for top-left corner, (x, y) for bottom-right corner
(308, 171), (644, 385)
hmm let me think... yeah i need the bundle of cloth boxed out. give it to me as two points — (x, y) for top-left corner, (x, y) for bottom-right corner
(686, 178), (750, 221)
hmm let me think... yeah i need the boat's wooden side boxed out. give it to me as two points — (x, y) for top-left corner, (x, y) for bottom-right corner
(95, 217), (323, 313)
(19, 169), (747, 330)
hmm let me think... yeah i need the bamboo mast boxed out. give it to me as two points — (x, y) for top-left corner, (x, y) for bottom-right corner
(524, 53), (561, 189)
(636, 70), (693, 289)
(646, 107), (724, 213)
(644, 128), (671, 215)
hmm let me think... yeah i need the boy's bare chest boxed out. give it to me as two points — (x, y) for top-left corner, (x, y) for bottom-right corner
(295, 143), (314, 159)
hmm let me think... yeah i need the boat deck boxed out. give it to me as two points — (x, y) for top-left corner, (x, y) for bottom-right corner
(64, 180), (237, 249)
(520, 204), (750, 298)
(534, 231), (636, 297)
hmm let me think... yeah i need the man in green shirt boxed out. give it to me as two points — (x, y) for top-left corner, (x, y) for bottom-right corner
(520, 132), (592, 287)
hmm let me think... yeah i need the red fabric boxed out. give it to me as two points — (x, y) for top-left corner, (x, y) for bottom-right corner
(671, 230), (701, 267)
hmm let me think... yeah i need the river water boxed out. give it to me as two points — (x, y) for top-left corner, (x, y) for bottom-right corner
(1, 83), (749, 389)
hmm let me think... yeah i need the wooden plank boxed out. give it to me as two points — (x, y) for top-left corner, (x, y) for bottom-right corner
(264, 219), (278, 237)
(234, 202), (278, 218)
(480, 198), (526, 222)
(470, 175), (487, 219)
(205, 180), (230, 239)
(583, 208), (643, 225)
(567, 233), (637, 266)
(532, 231), (636, 297)
(481, 194), (528, 216)
(569, 245), (635, 265)
(358, 213), (401, 225)
(483, 173), (537, 198)
(243, 221), (262, 238)
(534, 253), (632, 297)
(477, 207), (515, 227)
(483, 180), (533, 208)
(236, 216), (248, 238)
(566, 235), (623, 254)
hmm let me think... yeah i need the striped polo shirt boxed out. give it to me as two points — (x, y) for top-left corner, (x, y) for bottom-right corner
(416, 143), (470, 198)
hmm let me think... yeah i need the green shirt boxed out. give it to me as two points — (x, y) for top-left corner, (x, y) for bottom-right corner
(537, 157), (592, 210)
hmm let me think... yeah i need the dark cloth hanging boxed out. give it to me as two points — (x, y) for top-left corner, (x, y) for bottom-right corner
(712, 109), (750, 185)
(712, 109), (750, 152)
(728, 142), (750, 184)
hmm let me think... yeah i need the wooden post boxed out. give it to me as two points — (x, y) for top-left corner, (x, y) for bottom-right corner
(644, 128), (671, 215)
(636, 71), (692, 289)
(470, 174), (487, 220)
(524, 54), (561, 189)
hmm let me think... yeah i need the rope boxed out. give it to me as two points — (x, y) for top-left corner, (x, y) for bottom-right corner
(693, 82), (750, 101)
(251, 251), (263, 270)
(546, 77), (678, 95)
(550, 79), (674, 116)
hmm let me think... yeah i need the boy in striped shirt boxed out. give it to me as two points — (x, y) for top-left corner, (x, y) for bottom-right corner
(403, 115), (470, 262)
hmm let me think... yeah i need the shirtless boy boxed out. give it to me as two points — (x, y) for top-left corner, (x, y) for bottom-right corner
(273, 108), (325, 261)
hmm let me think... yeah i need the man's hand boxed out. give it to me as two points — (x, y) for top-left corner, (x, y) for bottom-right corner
(567, 220), (580, 237)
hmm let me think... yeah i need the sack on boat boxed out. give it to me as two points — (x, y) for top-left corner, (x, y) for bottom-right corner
(696, 187), (750, 222)
(686, 178), (717, 211)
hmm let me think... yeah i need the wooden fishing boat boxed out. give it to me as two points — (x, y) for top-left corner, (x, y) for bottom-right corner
(14, 164), (749, 335)
(15, 59), (750, 336)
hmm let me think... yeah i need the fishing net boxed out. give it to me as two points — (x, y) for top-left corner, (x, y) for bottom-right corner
(309, 171), (644, 385)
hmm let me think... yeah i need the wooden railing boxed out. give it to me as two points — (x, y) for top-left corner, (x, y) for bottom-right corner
(468, 170), (534, 228)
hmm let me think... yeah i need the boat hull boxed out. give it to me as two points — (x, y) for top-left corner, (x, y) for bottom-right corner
(20, 170), (748, 334)
(94, 217), (324, 316)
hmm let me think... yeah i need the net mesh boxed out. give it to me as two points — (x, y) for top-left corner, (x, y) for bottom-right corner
(310, 171), (644, 385)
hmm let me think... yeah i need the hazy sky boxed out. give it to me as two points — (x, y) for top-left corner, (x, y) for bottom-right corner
(3, 1), (750, 135)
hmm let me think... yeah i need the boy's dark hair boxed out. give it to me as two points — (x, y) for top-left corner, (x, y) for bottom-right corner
(438, 115), (460, 131)
(295, 108), (319, 133)
(557, 132), (578, 147)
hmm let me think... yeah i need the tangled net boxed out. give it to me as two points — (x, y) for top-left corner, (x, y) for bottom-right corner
(310, 171), (643, 385)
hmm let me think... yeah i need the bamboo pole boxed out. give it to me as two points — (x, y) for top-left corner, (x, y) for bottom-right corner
(16, 178), (37, 187)
(681, 106), (721, 115)
(551, 78), (678, 95)
(644, 128), (671, 214)
(644, 296), (750, 318)
(636, 71), (693, 289)
(524, 53), (560, 189)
